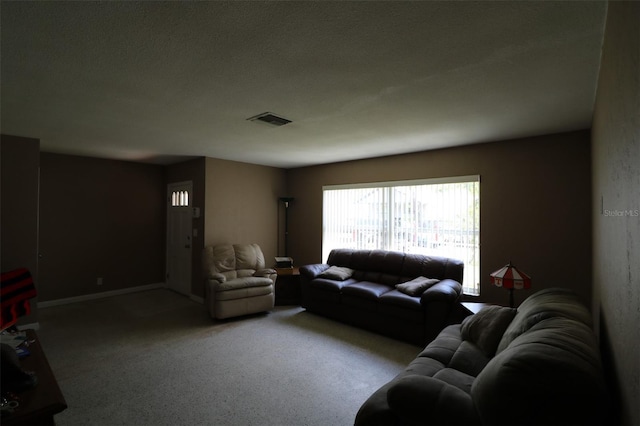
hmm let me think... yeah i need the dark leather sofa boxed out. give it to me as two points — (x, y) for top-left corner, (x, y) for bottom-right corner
(299, 249), (465, 346)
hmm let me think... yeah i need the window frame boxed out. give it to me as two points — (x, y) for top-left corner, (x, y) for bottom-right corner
(322, 175), (480, 295)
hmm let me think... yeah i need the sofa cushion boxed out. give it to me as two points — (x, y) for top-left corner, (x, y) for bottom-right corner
(396, 276), (440, 296)
(215, 283), (273, 301)
(378, 289), (422, 310)
(216, 276), (273, 292)
(345, 250), (405, 274)
(472, 316), (607, 425)
(496, 287), (592, 353)
(318, 265), (354, 281)
(433, 367), (475, 394)
(416, 324), (463, 366)
(209, 244), (236, 273)
(387, 375), (478, 425)
(325, 249), (354, 267)
(310, 277), (355, 292)
(234, 243), (266, 270)
(461, 305), (516, 357)
(448, 340), (491, 377)
(403, 356), (447, 377)
(326, 249), (464, 283)
(342, 281), (393, 300)
(236, 269), (257, 278)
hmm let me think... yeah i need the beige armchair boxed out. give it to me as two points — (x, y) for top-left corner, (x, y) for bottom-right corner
(202, 243), (276, 320)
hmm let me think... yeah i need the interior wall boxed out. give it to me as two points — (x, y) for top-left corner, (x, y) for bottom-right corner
(38, 153), (166, 301)
(287, 130), (592, 307)
(591, 1), (640, 425)
(165, 157), (206, 298)
(1, 134), (40, 325)
(203, 157), (287, 288)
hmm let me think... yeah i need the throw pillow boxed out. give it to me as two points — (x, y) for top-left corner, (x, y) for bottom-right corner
(395, 276), (440, 296)
(318, 265), (354, 281)
(460, 305), (517, 357)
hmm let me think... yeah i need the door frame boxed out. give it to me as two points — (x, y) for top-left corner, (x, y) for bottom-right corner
(166, 181), (193, 296)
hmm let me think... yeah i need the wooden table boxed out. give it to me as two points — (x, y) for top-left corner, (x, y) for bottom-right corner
(275, 267), (301, 305)
(461, 302), (491, 315)
(2, 329), (67, 426)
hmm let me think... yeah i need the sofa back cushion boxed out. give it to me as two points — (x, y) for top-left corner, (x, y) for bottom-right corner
(461, 306), (516, 357)
(326, 249), (464, 284)
(234, 244), (266, 270)
(472, 315), (607, 425)
(352, 250), (405, 274)
(496, 287), (593, 354)
(204, 243), (266, 281)
(401, 253), (464, 284)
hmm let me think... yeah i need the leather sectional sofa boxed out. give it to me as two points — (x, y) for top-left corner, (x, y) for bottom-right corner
(299, 249), (465, 346)
(355, 288), (609, 425)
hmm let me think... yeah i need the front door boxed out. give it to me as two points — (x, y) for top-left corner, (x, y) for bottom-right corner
(166, 181), (193, 296)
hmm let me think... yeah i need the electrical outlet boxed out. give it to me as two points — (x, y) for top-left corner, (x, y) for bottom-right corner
(97, 277), (103, 286)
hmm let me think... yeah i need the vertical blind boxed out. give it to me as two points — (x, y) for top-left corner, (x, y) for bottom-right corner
(323, 176), (480, 295)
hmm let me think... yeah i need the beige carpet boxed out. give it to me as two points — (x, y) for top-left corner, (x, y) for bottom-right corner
(36, 289), (421, 425)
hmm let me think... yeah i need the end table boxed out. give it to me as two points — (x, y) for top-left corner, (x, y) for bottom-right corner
(274, 267), (301, 306)
(461, 302), (490, 315)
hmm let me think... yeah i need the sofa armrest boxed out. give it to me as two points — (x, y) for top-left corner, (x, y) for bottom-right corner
(299, 264), (331, 309)
(299, 264), (330, 280)
(420, 279), (463, 344)
(206, 273), (226, 284)
(421, 279), (462, 304)
(255, 268), (276, 276)
(387, 375), (478, 425)
(254, 268), (277, 282)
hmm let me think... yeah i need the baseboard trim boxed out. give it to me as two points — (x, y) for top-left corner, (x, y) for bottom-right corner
(38, 283), (167, 308)
(189, 295), (204, 304)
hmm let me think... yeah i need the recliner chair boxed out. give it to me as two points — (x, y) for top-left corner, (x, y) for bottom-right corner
(202, 243), (276, 320)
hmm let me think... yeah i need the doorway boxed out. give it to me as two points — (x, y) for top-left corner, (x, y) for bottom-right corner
(166, 181), (193, 296)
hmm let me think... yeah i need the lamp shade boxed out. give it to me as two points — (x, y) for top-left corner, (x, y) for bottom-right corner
(490, 262), (531, 290)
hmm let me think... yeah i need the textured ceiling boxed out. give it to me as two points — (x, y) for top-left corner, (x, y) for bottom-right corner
(1, 1), (607, 168)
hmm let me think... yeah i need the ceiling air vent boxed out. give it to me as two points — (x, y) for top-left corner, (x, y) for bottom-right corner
(247, 112), (292, 126)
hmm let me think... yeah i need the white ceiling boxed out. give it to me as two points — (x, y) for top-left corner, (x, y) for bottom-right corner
(1, 1), (607, 169)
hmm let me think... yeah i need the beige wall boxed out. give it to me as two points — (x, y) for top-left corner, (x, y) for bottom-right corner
(165, 157), (287, 299)
(204, 157), (287, 286)
(38, 153), (166, 301)
(288, 130), (592, 307)
(5, 150), (285, 302)
(1, 134), (40, 325)
(591, 2), (640, 425)
(165, 158), (206, 297)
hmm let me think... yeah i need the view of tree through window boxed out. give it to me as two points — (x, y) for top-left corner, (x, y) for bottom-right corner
(323, 176), (480, 295)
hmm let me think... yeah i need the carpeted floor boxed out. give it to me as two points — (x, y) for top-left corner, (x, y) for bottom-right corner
(36, 288), (421, 425)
